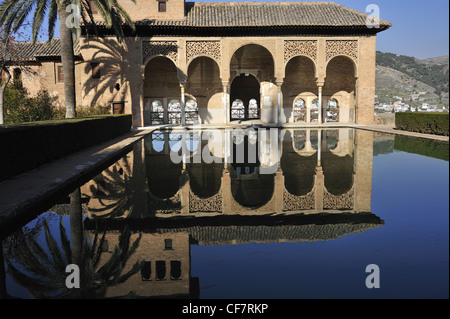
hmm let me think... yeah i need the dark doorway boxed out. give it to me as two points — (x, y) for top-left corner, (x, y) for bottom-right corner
(230, 74), (260, 120)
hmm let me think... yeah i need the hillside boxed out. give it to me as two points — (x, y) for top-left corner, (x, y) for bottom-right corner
(375, 52), (449, 107)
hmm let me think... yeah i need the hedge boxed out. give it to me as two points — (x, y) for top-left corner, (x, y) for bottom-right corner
(394, 135), (449, 161)
(395, 112), (449, 136)
(0, 115), (132, 182)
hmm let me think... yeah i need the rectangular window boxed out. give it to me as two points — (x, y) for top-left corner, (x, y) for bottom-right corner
(158, 1), (167, 12)
(57, 65), (64, 82)
(91, 62), (100, 79)
(164, 239), (173, 250)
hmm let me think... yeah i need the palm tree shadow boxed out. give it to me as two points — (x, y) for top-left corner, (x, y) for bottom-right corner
(81, 38), (137, 109)
(82, 140), (148, 219)
(3, 216), (143, 299)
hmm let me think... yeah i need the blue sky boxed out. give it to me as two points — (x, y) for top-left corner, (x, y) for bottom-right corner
(17, 0), (449, 60)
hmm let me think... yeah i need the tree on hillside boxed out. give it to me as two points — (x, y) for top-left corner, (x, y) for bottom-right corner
(0, 0), (136, 124)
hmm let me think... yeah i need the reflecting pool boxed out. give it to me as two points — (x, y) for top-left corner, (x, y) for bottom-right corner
(0, 128), (448, 299)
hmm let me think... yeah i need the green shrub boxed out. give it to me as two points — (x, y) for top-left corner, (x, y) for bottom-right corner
(0, 115), (132, 182)
(53, 104), (111, 119)
(394, 135), (449, 161)
(395, 112), (449, 136)
(4, 81), (58, 124)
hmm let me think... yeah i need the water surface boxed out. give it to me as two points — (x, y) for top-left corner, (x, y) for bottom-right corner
(1, 128), (448, 299)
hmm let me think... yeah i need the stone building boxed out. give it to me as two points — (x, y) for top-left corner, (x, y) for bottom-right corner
(2, 1), (391, 127)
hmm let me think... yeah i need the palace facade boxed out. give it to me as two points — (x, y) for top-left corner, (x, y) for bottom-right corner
(4, 1), (391, 127)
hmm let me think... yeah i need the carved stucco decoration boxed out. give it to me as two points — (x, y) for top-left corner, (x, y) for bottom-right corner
(186, 40), (221, 64)
(189, 190), (223, 213)
(323, 186), (354, 210)
(147, 191), (181, 214)
(325, 40), (358, 62)
(142, 40), (178, 64)
(283, 188), (316, 211)
(284, 40), (318, 64)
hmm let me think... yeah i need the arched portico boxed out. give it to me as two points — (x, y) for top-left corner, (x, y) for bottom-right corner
(185, 56), (222, 124)
(282, 55), (317, 123)
(323, 56), (357, 123)
(143, 56), (182, 126)
(228, 44), (276, 123)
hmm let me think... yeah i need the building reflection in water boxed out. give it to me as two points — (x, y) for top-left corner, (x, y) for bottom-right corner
(77, 128), (383, 298)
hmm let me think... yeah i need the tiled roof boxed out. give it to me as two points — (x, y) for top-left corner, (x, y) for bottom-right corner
(1, 39), (81, 62)
(133, 1), (391, 29)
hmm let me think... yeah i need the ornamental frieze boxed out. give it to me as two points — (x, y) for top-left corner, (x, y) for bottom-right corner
(283, 188), (316, 211)
(325, 40), (358, 62)
(142, 40), (178, 64)
(323, 186), (354, 210)
(186, 40), (221, 64)
(284, 40), (318, 63)
(147, 191), (181, 214)
(189, 190), (223, 213)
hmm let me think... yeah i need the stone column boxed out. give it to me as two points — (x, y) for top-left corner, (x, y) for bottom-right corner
(317, 82), (324, 124)
(180, 169), (190, 214)
(224, 127), (231, 166)
(305, 129), (312, 152)
(221, 169), (232, 214)
(317, 129), (322, 167)
(314, 166), (324, 212)
(306, 99), (311, 123)
(274, 129), (284, 213)
(180, 84), (186, 126)
(314, 129), (324, 211)
(274, 170), (284, 213)
(276, 80), (283, 125)
(222, 81), (229, 125)
(353, 129), (374, 212)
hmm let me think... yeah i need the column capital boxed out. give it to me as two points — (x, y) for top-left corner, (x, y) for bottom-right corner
(316, 80), (325, 87)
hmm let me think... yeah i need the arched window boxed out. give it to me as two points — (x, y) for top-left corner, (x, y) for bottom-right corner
(168, 99), (181, 124)
(151, 100), (164, 124)
(326, 130), (339, 150)
(326, 99), (339, 122)
(169, 132), (182, 152)
(293, 98), (306, 122)
(151, 132), (165, 152)
(311, 99), (319, 122)
(248, 99), (259, 119)
(231, 99), (245, 119)
(170, 261), (182, 280)
(155, 261), (166, 281)
(185, 99), (199, 124)
(293, 130), (306, 150)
